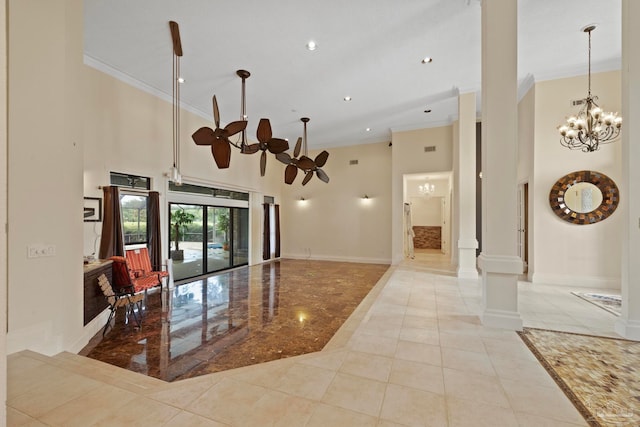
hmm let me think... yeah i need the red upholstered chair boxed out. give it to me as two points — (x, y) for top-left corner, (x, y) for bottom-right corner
(125, 247), (169, 285)
(110, 252), (166, 294)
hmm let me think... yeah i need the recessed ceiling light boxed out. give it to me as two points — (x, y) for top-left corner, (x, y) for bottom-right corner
(344, 96), (352, 101)
(424, 109), (432, 113)
(177, 77), (185, 83)
(366, 127), (371, 132)
(421, 57), (433, 64)
(306, 41), (317, 51)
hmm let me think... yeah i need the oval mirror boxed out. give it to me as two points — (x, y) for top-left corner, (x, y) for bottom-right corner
(549, 170), (619, 225)
(563, 182), (603, 213)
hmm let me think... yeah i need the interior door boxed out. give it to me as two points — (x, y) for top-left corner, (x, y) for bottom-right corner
(517, 183), (528, 272)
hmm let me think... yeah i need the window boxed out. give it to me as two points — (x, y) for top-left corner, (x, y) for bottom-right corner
(110, 172), (151, 245)
(121, 194), (148, 245)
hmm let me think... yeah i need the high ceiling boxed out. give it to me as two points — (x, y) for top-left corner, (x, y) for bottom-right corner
(84, 0), (621, 150)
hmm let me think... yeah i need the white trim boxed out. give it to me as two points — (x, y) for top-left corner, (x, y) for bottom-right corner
(69, 310), (111, 354)
(531, 273), (620, 290)
(532, 59), (621, 84)
(518, 73), (536, 102)
(281, 253), (391, 265)
(614, 318), (640, 341)
(478, 254), (523, 275)
(481, 308), (523, 331)
(84, 54), (211, 121)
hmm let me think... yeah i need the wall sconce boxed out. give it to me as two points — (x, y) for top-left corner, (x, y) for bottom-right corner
(362, 194), (369, 199)
(299, 197), (306, 201)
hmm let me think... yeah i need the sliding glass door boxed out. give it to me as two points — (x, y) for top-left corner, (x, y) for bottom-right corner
(170, 203), (248, 282)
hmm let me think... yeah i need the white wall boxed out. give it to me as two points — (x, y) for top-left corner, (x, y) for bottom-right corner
(391, 126), (453, 263)
(280, 142), (392, 263)
(0, 0), (7, 419)
(531, 71), (622, 288)
(8, 0), (85, 354)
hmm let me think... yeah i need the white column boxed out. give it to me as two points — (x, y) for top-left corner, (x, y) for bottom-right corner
(477, 0), (523, 330)
(457, 91), (479, 279)
(616, 0), (640, 340)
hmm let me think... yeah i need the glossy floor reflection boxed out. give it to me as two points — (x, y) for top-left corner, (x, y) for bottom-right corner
(80, 259), (389, 382)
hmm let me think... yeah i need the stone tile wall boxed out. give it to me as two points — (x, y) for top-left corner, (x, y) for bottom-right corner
(413, 226), (441, 249)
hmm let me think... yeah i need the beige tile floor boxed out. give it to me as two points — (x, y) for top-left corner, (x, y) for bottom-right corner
(8, 255), (621, 426)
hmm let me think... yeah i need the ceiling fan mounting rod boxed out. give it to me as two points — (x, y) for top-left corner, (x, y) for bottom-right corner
(237, 69), (250, 149)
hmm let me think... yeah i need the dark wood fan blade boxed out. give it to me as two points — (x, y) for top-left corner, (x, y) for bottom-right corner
(224, 120), (247, 137)
(212, 95), (220, 128)
(192, 127), (215, 146)
(169, 21), (183, 56)
(293, 137), (302, 158)
(316, 168), (330, 183)
(315, 150), (329, 167)
(297, 156), (315, 170)
(257, 118), (272, 143)
(267, 138), (289, 154)
(302, 170), (314, 185)
(276, 152), (292, 164)
(241, 143), (260, 154)
(211, 140), (231, 169)
(260, 151), (267, 176)
(284, 164), (298, 184)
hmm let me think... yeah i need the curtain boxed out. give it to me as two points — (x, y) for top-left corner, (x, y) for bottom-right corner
(263, 203), (270, 260)
(274, 204), (281, 258)
(148, 191), (162, 270)
(98, 186), (124, 259)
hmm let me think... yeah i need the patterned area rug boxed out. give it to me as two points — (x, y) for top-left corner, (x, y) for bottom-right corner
(518, 328), (640, 427)
(571, 292), (622, 316)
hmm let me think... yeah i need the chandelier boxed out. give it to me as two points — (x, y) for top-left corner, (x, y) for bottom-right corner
(418, 182), (435, 196)
(558, 25), (622, 152)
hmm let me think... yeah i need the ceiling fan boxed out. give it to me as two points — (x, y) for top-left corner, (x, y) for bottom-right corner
(192, 70), (287, 174)
(192, 95), (247, 168)
(277, 117), (329, 185)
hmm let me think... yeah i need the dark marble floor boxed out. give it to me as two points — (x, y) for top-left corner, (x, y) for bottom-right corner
(80, 259), (389, 382)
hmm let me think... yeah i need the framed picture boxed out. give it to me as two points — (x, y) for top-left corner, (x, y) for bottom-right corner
(84, 197), (102, 222)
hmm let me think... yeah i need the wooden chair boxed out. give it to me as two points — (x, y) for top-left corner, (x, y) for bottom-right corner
(98, 273), (144, 336)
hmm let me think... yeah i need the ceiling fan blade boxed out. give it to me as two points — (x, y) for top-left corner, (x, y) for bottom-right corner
(260, 151), (267, 176)
(315, 150), (329, 167)
(302, 171), (314, 186)
(212, 95), (221, 128)
(211, 140), (231, 169)
(284, 164), (298, 184)
(224, 120), (247, 137)
(316, 168), (330, 183)
(267, 138), (289, 154)
(276, 152), (292, 164)
(297, 156), (315, 170)
(241, 143), (260, 154)
(293, 137), (302, 158)
(192, 127), (215, 146)
(169, 21), (183, 56)
(257, 118), (272, 143)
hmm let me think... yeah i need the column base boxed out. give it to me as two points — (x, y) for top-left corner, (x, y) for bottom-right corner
(457, 243), (478, 279)
(481, 308), (523, 331)
(614, 318), (640, 341)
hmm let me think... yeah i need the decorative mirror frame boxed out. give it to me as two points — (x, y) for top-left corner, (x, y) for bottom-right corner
(549, 170), (619, 225)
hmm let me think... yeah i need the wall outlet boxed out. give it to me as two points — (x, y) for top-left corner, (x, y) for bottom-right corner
(27, 244), (56, 258)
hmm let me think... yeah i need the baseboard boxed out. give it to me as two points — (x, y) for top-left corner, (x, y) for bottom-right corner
(614, 318), (640, 341)
(281, 253), (391, 265)
(531, 273), (620, 290)
(69, 309), (111, 354)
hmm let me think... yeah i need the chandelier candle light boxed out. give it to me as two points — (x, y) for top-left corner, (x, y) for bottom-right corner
(418, 182), (435, 196)
(558, 25), (622, 152)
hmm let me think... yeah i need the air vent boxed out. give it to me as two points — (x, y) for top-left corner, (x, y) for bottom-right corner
(349, 160), (359, 165)
(424, 146), (436, 152)
(571, 99), (586, 106)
